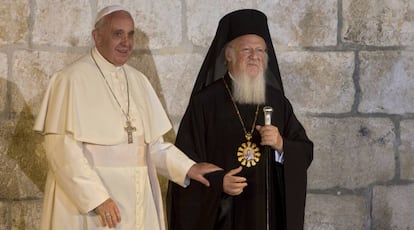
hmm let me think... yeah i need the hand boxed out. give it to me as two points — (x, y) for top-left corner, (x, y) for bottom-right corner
(94, 198), (121, 228)
(223, 166), (247, 196)
(187, 162), (223, 187)
(256, 125), (283, 152)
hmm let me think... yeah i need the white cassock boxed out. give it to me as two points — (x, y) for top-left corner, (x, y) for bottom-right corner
(34, 47), (194, 230)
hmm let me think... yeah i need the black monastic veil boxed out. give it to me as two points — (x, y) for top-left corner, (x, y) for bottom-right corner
(190, 9), (284, 97)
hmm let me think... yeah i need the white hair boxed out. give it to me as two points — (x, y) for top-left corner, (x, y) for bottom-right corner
(228, 48), (267, 105)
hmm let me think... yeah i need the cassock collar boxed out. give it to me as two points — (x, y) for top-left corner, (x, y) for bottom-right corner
(92, 47), (123, 74)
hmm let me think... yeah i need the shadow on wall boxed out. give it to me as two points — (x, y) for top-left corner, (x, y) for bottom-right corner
(1, 23), (172, 220)
(129, 26), (176, 142)
(2, 27), (169, 197)
(128, 26), (174, 224)
(6, 79), (48, 194)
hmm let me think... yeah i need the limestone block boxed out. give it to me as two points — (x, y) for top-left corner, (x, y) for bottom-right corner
(359, 51), (414, 114)
(372, 185), (414, 230)
(11, 200), (42, 230)
(186, 0), (255, 47)
(127, 52), (166, 117)
(11, 50), (84, 116)
(399, 120), (414, 180)
(97, 1), (183, 49)
(279, 51), (355, 114)
(0, 119), (45, 199)
(258, 0), (338, 47)
(0, 202), (9, 230)
(305, 194), (367, 229)
(306, 117), (395, 189)
(343, 0), (414, 46)
(128, 52), (203, 127)
(0, 53), (7, 113)
(32, 0), (92, 47)
(0, 1), (29, 45)
(128, 52), (163, 96)
(152, 53), (204, 123)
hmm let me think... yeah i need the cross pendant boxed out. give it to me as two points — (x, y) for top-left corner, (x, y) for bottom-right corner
(124, 120), (136, 144)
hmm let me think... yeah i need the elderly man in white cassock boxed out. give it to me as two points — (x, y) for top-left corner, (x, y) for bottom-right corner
(34, 5), (221, 230)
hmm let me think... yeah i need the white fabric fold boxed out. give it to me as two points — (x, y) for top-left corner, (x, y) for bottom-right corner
(34, 47), (171, 145)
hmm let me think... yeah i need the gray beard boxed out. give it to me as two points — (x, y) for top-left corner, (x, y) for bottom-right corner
(232, 72), (266, 105)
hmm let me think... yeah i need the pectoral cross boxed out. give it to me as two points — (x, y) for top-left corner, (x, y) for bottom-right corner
(125, 120), (136, 144)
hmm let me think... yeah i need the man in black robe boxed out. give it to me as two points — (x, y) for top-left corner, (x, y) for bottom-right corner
(167, 9), (313, 230)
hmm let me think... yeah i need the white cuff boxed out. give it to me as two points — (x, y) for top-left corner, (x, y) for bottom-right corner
(274, 149), (284, 164)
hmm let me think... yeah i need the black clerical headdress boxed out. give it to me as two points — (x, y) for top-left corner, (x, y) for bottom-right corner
(190, 9), (284, 96)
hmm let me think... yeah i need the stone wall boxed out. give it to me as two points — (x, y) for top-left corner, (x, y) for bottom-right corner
(1, 0), (413, 229)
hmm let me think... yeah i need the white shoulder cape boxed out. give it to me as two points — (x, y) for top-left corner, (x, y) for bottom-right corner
(34, 48), (171, 145)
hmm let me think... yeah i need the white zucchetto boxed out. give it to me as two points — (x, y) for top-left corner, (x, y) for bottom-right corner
(95, 5), (129, 25)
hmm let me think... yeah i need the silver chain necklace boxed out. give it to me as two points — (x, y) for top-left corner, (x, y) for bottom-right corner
(90, 49), (136, 143)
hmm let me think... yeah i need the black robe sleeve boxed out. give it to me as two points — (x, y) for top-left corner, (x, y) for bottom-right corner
(167, 91), (227, 230)
(167, 79), (313, 230)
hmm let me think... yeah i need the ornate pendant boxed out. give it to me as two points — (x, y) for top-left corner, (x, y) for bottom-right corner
(237, 141), (261, 167)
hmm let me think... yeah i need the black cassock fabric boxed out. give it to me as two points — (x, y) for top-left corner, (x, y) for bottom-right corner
(167, 75), (313, 230)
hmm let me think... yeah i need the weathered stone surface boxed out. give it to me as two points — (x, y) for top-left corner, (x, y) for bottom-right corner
(11, 200), (42, 230)
(11, 50), (84, 116)
(359, 51), (414, 114)
(32, 0), (92, 47)
(129, 52), (204, 129)
(188, 0), (337, 47)
(372, 185), (414, 230)
(97, 1), (183, 49)
(152, 53), (204, 123)
(305, 194), (367, 229)
(128, 52), (161, 94)
(0, 201), (9, 230)
(0, 1), (29, 46)
(258, 0), (338, 47)
(186, 0), (255, 47)
(343, 0), (414, 46)
(129, 51), (203, 141)
(399, 120), (414, 180)
(279, 51), (355, 114)
(306, 117), (395, 189)
(0, 53), (7, 113)
(0, 119), (46, 199)
(0, 1), (413, 229)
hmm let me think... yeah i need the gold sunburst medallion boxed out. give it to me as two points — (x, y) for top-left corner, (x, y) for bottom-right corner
(223, 79), (261, 168)
(237, 141), (261, 167)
